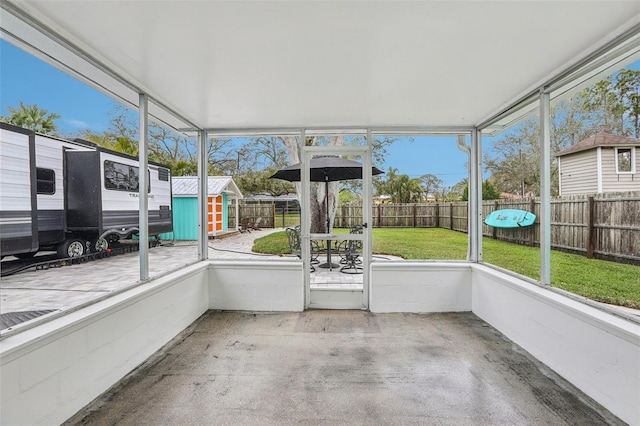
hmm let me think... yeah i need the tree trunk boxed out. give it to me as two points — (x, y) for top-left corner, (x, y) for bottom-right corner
(281, 135), (343, 233)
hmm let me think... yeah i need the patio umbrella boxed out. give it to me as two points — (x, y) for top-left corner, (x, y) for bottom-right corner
(270, 155), (383, 233)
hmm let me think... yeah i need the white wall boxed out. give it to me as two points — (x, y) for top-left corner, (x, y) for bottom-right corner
(208, 260), (304, 311)
(472, 264), (640, 426)
(2, 261), (638, 425)
(208, 260), (472, 314)
(370, 261), (472, 313)
(0, 263), (209, 426)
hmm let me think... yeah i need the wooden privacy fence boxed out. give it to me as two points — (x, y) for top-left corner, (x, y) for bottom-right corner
(231, 202), (302, 229)
(337, 202), (469, 233)
(334, 193), (640, 264)
(230, 204), (277, 229)
(233, 194), (639, 263)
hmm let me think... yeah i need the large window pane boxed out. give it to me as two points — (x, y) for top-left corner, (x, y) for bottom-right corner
(479, 59), (640, 312)
(0, 40), (199, 334)
(482, 111), (542, 278)
(368, 134), (469, 261)
(548, 61), (640, 310)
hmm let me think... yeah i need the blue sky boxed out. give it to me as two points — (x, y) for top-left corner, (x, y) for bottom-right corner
(1, 39), (469, 187)
(1, 40), (116, 133)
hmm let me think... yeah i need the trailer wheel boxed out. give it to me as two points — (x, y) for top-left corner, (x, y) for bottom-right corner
(58, 238), (86, 258)
(92, 237), (109, 253)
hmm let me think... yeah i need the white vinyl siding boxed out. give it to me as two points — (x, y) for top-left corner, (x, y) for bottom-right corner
(0, 128), (32, 211)
(34, 135), (66, 211)
(34, 134), (93, 211)
(602, 147), (640, 193)
(558, 151), (598, 195)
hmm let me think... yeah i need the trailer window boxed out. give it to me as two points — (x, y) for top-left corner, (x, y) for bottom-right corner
(104, 160), (150, 192)
(36, 167), (55, 194)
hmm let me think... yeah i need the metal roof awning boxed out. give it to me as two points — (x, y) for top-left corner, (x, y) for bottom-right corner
(245, 193), (299, 203)
(172, 176), (244, 199)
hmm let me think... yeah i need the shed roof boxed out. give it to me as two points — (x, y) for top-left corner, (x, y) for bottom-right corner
(245, 193), (299, 202)
(172, 176), (243, 199)
(556, 133), (640, 157)
(3, 2), (639, 132)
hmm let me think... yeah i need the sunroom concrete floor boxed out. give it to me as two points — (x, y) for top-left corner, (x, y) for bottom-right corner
(65, 310), (622, 425)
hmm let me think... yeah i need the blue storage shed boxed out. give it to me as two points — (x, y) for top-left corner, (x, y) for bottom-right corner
(161, 176), (243, 240)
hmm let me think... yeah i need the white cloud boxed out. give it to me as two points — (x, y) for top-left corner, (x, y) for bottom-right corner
(63, 119), (91, 129)
(62, 119), (107, 133)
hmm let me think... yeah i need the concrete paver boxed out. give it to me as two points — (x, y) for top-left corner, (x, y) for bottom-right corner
(0, 229), (277, 314)
(1, 229), (398, 317)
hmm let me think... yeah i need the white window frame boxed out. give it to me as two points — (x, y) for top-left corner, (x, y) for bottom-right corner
(615, 147), (636, 174)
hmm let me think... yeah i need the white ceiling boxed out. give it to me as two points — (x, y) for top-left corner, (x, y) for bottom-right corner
(4, 1), (640, 131)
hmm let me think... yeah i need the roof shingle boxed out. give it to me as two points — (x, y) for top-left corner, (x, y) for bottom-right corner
(556, 133), (639, 157)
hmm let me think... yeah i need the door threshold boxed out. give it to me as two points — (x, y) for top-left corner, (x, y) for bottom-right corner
(309, 288), (365, 309)
(310, 284), (364, 290)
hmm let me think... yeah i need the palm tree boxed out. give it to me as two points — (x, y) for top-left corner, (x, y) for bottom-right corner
(113, 137), (138, 156)
(392, 174), (423, 203)
(2, 102), (60, 134)
(376, 167), (424, 203)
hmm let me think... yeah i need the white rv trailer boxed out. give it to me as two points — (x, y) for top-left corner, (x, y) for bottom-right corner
(0, 123), (173, 259)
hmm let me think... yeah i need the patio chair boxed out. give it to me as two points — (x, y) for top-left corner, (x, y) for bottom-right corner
(251, 217), (263, 231)
(336, 225), (364, 274)
(287, 226), (326, 271)
(239, 217), (252, 233)
(286, 226), (315, 272)
(337, 225), (363, 263)
(293, 225), (325, 265)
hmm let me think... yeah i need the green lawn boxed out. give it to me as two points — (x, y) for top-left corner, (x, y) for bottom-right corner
(253, 231), (291, 254)
(272, 213), (301, 228)
(253, 227), (640, 309)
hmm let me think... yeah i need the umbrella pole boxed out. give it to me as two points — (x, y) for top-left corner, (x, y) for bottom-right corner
(325, 178), (330, 233)
(319, 176), (339, 270)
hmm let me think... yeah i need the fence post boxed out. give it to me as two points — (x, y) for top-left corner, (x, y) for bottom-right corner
(342, 204), (347, 228)
(281, 204), (286, 228)
(450, 203), (453, 230)
(435, 203), (440, 228)
(271, 203), (276, 228)
(529, 198), (536, 247)
(378, 204), (382, 228)
(413, 204), (417, 228)
(492, 201), (498, 239)
(587, 196), (595, 258)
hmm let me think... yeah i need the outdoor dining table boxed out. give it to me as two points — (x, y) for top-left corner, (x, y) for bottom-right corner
(310, 233), (340, 270)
